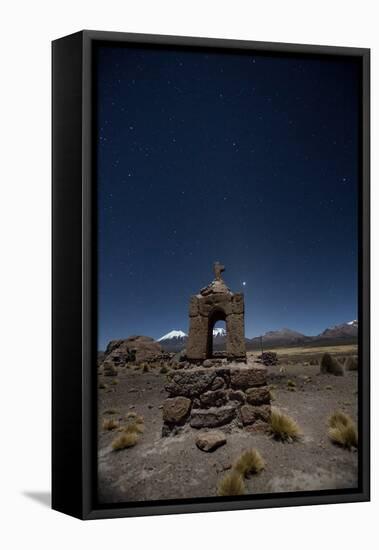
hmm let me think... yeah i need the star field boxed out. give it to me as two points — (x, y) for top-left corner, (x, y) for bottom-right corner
(96, 44), (360, 350)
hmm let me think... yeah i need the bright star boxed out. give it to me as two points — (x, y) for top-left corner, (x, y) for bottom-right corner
(242, 281), (247, 286)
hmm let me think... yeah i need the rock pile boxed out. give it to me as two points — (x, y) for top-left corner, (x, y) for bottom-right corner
(101, 335), (168, 369)
(258, 351), (279, 366)
(162, 364), (271, 436)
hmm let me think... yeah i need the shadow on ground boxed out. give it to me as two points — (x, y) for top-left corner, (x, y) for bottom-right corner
(23, 491), (51, 507)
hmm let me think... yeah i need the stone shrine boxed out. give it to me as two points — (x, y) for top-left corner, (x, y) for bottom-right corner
(161, 263), (271, 436)
(186, 262), (246, 362)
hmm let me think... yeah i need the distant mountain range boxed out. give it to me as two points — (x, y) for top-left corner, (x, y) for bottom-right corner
(157, 321), (358, 352)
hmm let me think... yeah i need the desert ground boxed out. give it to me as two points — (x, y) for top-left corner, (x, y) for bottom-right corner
(97, 346), (358, 504)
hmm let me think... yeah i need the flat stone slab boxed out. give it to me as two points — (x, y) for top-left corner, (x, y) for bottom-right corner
(165, 367), (230, 397)
(196, 431), (227, 452)
(190, 405), (237, 428)
(230, 366), (267, 389)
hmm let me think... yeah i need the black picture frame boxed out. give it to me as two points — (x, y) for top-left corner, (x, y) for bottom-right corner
(52, 30), (370, 520)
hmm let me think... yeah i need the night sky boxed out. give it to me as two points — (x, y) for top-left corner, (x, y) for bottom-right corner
(96, 44), (360, 350)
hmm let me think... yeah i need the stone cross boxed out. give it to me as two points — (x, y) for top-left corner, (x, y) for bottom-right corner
(213, 261), (225, 281)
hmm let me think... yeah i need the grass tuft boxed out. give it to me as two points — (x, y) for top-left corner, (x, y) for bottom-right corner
(269, 408), (301, 442)
(160, 365), (169, 374)
(102, 418), (119, 431)
(233, 449), (265, 478)
(328, 410), (357, 450)
(217, 471), (246, 496)
(112, 432), (138, 451)
(123, 421), (145, 434)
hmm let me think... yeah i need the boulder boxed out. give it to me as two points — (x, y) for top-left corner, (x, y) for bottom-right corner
(196, 431), (227, 452)
(162, 397), (192, 425)
(245, 386), (270, 405)
(240, 404), (271, 426)
(190, 405), (236, 428)
(320, 352), (344, 376)
(230, 367), (267, 389)
(103, 335), (162, 366)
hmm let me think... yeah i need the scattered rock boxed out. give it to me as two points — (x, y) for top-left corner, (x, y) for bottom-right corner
(195, 431), (227, 452)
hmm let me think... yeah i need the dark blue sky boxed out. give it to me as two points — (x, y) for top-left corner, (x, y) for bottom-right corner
(96, 44), (360, 349)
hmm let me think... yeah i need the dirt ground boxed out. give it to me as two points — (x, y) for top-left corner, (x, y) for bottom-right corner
(97, 349), (358, 504)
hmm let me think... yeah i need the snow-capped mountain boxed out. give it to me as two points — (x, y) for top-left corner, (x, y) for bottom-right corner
(318, 320), (358, 340)
(158, 327), (227, 352)
(158, 330), (187, 342)
(158, 330), (188, 352)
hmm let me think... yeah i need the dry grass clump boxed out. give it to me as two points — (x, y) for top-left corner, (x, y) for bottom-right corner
(345, 356), (358, 371)
(102, 418), (119, 431)
(142, 364), (149, 373)
(269, 408), (301, 442)
(112, 432), (138, 451)
(98, 383), (107, 389)
(328, 410), (357, 450)
(103, 408), (119, 414)
(217, 471), (246, 497)
(110, 412), (145, 451)
(234, 450), (265, 478)
(123, 421), (145, 434)
(269, 389), (275, 401)
(287, 379), (296, 388)
(320, 353), (344, 376)
(160, 365), (169, 374)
